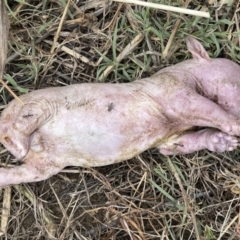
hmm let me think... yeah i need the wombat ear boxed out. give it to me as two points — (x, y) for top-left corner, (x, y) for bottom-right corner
(186, 36), (211, 61)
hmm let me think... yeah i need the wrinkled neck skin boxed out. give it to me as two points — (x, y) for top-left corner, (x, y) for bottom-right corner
(158, 58), (240, 117)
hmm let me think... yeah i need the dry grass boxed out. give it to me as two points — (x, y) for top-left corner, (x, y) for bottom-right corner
(0, 0), (240, 239)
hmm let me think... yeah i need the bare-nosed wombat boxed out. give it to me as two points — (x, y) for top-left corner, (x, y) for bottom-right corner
(0, 37), (240, 186)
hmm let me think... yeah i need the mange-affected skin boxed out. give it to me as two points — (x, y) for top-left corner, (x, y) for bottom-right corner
(0, 36), (240, 186)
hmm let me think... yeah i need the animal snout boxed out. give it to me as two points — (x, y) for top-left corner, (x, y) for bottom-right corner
(1, 133), (29, 160)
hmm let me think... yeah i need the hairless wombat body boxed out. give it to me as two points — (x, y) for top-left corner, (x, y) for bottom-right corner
(0, 37), (240, 186)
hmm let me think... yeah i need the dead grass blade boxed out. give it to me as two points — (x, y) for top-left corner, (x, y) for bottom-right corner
(0, 1), (24, 105)
(99, 33), (144, 81)
(0, 1), (9, 79)
(0, 80), (24, 105)
(51, 0), (72, 54)
(14, 185), (57, 238)
(45, 40), (96, 66)
(166, 156), (200, 240)
(0, 187), (11, 236)
(112, 0), (210, 18)
(162, 0), (191, 57)
(112, 208), (146, 240)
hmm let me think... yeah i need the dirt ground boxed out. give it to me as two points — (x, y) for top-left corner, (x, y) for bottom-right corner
(0, 0), (240, 239)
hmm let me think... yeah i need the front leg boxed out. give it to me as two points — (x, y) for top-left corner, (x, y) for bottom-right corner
(158, 129), (238, 155)
(0, 151), (64, 187)
(0, 100), (53, 160)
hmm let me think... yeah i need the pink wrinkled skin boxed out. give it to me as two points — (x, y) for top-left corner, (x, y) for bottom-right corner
(0, 36), (240, 186)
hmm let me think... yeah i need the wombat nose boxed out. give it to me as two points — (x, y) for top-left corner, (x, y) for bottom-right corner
(0, 134), (29, 160)
(2, 135), (12, 144)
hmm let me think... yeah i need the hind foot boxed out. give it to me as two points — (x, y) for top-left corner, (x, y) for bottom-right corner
(206, 130), (238, 152)
(158, 129), (238, 155)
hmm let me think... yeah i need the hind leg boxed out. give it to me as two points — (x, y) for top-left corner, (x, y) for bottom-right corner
(164, 89), (240, 136)
(158, 129), (238, 155)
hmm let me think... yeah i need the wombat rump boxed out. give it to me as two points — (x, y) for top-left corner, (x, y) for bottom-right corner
(0, 37), (240, 186)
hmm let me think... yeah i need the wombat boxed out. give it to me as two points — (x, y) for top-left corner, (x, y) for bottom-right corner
(0, 37), (239, 186)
